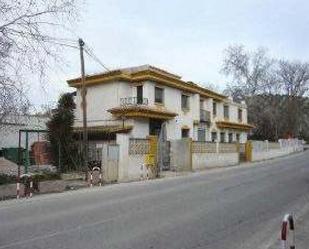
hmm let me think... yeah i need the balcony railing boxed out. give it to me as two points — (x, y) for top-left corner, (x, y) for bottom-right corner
(120, 97), (148, 106)
(200, 109), (211, 123)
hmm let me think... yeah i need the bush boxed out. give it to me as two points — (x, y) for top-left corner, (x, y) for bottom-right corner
(0, 174), (16, 185)
(32, 172), (61, 182)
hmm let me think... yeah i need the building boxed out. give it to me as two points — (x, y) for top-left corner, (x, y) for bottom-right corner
(67, 65), (253, 143)
(0, 115), (48, 150)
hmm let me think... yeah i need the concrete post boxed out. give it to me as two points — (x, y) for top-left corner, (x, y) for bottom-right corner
(278, 139), (283, 150)
(25, 131), (30, 174)
(116, 134), (130, 182)
(216, 140), (219, 154)
(265, 140), (269, 152)
(102, 144), (108, 182)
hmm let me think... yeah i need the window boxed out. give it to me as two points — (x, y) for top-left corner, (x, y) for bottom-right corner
(236, 133), (240, 142)
(197, 128), (206, 141)
(136, 85), (143, 104)
(211, 132), (217, 142)
(238, 109), (243, 122)
(155, 87), (164, 104)
(220, 132), (225, 143)
(181, 128), (190, 138)
(181, 94), (190, 109)
(228, 133), (233, 143)
(213, 102), (217, 116)
(224, 105), (229, 119)
(149, 119), (163, 136)
(200, 99), (204, 109)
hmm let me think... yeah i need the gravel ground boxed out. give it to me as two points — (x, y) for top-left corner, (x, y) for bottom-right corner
(0, 157), (56, 176)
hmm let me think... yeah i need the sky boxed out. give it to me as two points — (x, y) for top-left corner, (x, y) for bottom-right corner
(29, 0), (309, 109)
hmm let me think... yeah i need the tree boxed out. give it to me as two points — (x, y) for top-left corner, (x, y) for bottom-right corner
(276, 60), (309, 137)
(222, 45), (277, 98)
(221, 45), (281, 140)
(47, 92), (80, 172)
(0, 0), (80, 126)
(221, 45), (309, 141)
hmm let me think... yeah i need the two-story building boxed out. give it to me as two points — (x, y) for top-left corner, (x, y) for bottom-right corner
(67, 65), (253, 143)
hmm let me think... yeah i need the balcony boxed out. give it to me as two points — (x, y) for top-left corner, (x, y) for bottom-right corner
(200, 109), (211, 123)
(120, 97), (148, 106)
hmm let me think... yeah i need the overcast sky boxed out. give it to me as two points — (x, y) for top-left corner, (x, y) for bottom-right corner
(30, 0), (309, 109)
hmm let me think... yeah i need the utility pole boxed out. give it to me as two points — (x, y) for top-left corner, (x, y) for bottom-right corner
(79, 38), (89, 179)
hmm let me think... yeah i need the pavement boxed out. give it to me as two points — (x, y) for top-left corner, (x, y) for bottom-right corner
(1, 151), (309, 249)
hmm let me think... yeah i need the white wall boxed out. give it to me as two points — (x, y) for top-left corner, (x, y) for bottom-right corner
(208, 98), (248, 143)
(143, 81), (199, 140)
(116, 134), (155, 182)
(74, 81), (132, 127)
(193, 152), (239, 170)
(0, 116), (48, 150)
(240, 132), (247, 143)
(131, 119), (149, 138)
(251, 139), (303, 162)
(73, 79), (250, 142)
(116, 134), (129, 181)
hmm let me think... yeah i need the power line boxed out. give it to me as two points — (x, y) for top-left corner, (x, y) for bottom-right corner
(84, 48), (110, 72)
(42, 37), (111, 70)
(48, 41), (79, 49)
(84, 44), (110, 72)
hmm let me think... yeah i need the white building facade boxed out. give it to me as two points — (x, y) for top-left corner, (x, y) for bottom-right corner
(68, 65), (253, 143)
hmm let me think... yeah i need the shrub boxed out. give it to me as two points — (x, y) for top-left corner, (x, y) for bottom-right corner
(0, 174), (16, 185)
(32, 172), (61, 182)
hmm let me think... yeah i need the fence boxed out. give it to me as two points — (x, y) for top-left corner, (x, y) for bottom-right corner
(170, 139), (192, 172)
(192, 142), (239, 154)
(191, 141), (239, 170)
(113, 135), (304, 182)
(250, 139), (304, 162)
(129, 138), (150, 155)
(114, 135), (157, 182)
(192, 141), (217, 153)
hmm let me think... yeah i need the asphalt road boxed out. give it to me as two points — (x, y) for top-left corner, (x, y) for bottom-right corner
(1, 151), (309, 249)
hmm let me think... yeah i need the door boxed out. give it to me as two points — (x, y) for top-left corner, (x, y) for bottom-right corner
(102, 144), (119, 183)
(137, 85), (143, 104)
(149, 119), (163, 136)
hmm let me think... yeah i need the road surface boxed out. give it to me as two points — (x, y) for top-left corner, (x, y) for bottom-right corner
(1, 151), (309, 249)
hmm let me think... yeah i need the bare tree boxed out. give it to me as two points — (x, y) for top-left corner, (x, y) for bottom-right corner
(221, 45), (277, 98)
(276, 60), (309, 137)
(0, 0), (80, 125)
(277, 60), (309, 97)
(221, 45), (309, 141)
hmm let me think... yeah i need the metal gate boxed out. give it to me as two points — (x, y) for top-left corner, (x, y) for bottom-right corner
(238, 143), (246, 162)
(158, 122), (171, 171)
(158, 141), (170, 170)
(88, 143), (102, 166)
